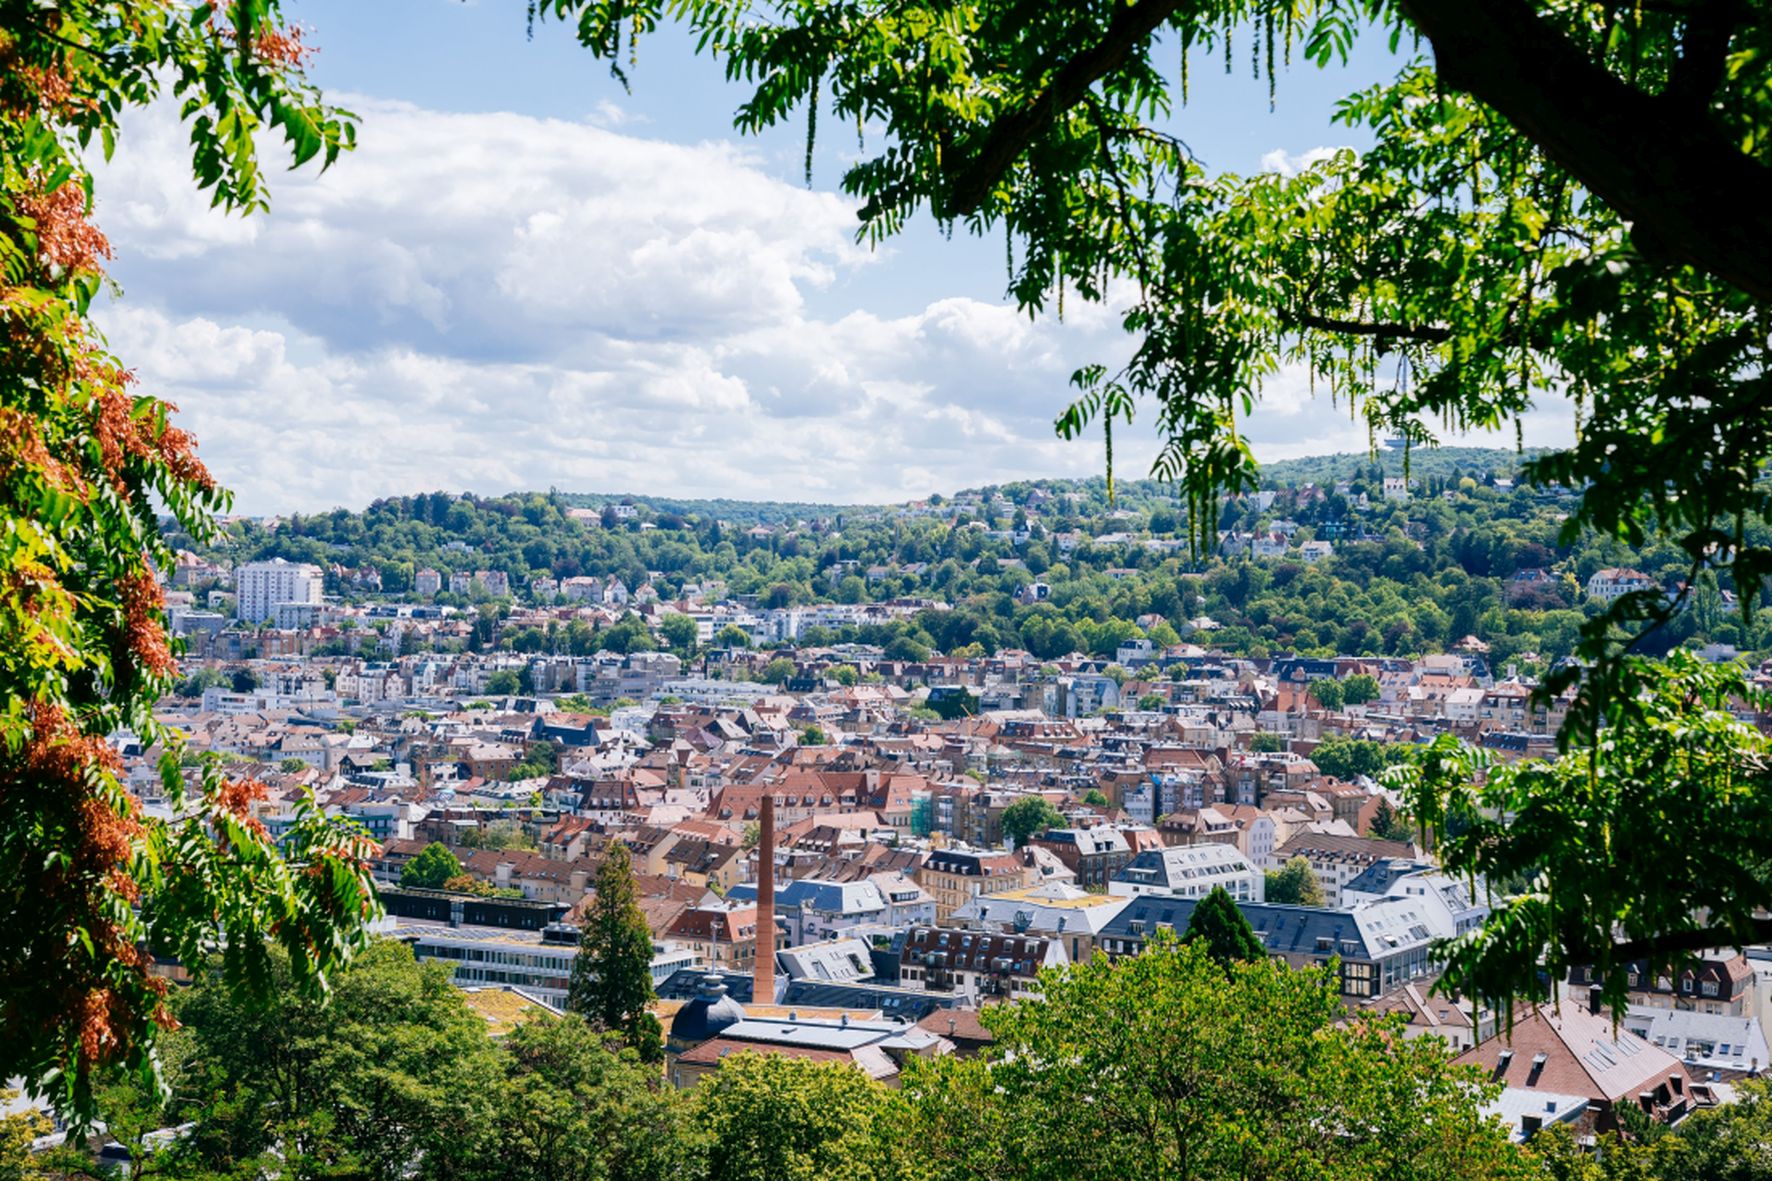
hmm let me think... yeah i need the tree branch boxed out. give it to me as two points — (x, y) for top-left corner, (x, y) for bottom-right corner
(1664, 0), (1743, 114)
(939, 0), (1187, 218)
(1288, 312), (1453, 343)
(1398, 0), (1772, 301)
(1605, 916), (1772, 965)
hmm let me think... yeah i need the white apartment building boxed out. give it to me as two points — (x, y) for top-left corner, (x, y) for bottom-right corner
(1109, 843), (1266, 903)
(1585, 567), (1657, 603)
(234, 559), (323, 624)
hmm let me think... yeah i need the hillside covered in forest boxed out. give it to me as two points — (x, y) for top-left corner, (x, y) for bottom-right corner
(176, 448), (1765, 670)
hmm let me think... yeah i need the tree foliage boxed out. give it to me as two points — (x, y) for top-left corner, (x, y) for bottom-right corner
(568, 842), (662, 1060)
(1182, 885), (1266, 966)
(1311, 735), (1416, 781)
(1397, 653), (1772, 1015)
(0, 1090), (51, 1181)
(1309, 677), (1345, 711)
(1369, 797), (1414, 842)
(1265, 855), (1327, 907)
(1000, 797), (1063, 848)
(400, 843), (465, 891)
(693, 1053), (898, 1181)
(1342, 672), (1382, 705)
(85, 941), (688, 1181)
(1525, 1078), (1772, 1181)
(0, 0), (377, 1124)
(892, 934), (1528, 1179)
(477, 1013), (696, 1181)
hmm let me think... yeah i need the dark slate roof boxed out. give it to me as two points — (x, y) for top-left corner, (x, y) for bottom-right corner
(1097, 895), (1201, 940)
(1272, 658), (1340, 682)
(669, 975), (748, 1044)
(658, 967), (755, 1004)
(1341, 858), (1439, 897)
(1098, 895), (1434, 963)
(779, 980), (954, 1022)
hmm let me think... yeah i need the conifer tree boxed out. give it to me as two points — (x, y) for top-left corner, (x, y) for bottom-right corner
(1184, 886), (1266, 968)
(568, 842), (662, 1059)
(1370, 799), (1414, 844)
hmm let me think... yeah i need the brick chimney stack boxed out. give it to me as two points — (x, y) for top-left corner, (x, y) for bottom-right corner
(753, 795), (776, 1003)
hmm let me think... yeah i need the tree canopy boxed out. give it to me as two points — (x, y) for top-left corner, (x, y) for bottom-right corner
(1183, 885), (1267, 966)
(892, 933), (1528, 1179)
(400, 843), (465, 891)
(568, 841), (663, 1059)
(0, 2), (381, 1127)
(1000, 797), (1063, 847)
(1265, 855), (1328, 907)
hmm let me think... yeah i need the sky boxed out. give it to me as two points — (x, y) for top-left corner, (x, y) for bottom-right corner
(90, 0), (1570, 515)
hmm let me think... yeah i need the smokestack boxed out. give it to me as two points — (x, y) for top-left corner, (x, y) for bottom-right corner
(754, 794), (776, 1003)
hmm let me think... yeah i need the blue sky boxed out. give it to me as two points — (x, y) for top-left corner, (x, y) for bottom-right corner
(89, 2), (1563, 514)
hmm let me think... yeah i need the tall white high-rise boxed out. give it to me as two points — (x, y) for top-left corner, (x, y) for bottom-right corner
(235, 558), (323, 623)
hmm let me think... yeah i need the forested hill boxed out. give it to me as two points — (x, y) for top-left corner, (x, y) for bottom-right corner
(544, 447), (1537, 525)
(177, 447), (1765, 668)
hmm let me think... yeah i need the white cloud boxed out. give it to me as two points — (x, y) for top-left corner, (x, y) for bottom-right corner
(586, 98), (647, 128)
(1259, 145), (1350, 176)
(88, 102), (1567, 514)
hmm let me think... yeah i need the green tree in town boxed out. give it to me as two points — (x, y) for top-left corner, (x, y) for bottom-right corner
(1183, 886), (1266, 968)
(1082, 788), (1110, 807)
(1523, 1086), (1772, 1181)
(1249, 732), (1286, 753)
(400, 843), (465, 891)
(1310, 735), (1418, 782)
(1000, 797), (1063, 849)
(1265, 856), (1327, 908)
(760, 657), (797, 685)
(1341, 673), (1382, 706)
(0, 0), (378, 1123)
(507, 741), (561, 782)
(1309, 678), (1345, 711)
(485, 669), (523, 696)
(472, 1013), (696, 1181)
(568, 843), (662, 1060)
(658, 613), (700, 656)
(713, 624), (752, 649)
(892, 935), (1529, 1179)
(461, 820), (539, 852)
(694, 1052), (900, 1181)
(928, 688), (981, 720)
(0, 1090), (51, 1181)
(170, 941), (505, 1180)
(1369, 798), (1414, 843)
(1648, 1075), (1772, 1181)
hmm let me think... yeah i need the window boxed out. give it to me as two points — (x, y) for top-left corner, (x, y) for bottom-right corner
(1701, 981), (1719, 997)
